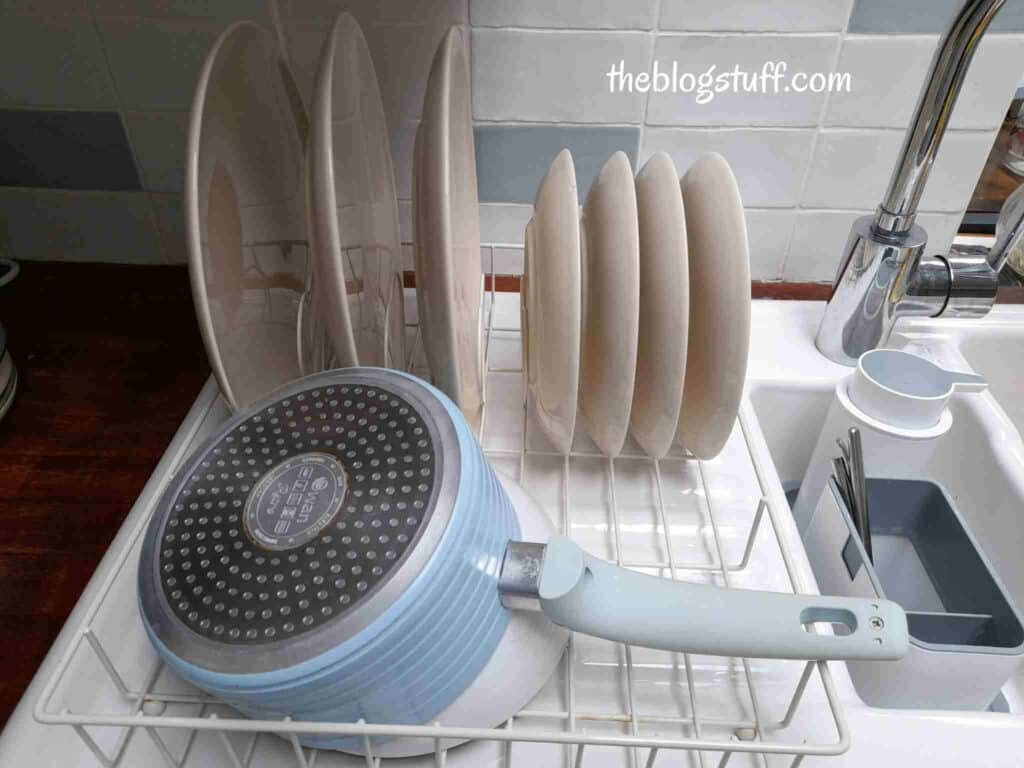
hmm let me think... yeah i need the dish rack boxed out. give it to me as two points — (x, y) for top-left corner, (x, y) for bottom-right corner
(32, 244), (850, 768)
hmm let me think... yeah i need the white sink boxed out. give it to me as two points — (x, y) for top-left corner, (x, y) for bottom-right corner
(743, 301), (1024, 766)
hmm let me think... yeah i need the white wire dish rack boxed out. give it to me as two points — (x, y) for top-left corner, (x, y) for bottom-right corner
(32, 245), (851, 768)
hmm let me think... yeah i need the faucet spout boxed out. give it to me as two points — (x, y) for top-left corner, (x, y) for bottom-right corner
(815, 0), (1013, 366)
(876, 0), (1005, 236)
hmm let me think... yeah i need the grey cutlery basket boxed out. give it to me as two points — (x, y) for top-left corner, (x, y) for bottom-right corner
(803, 477), (1024, 710)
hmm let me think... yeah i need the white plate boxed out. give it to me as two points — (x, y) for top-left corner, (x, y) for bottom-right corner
(579, 151), (640, 457)
(186, 22), (307, 410)
(413, 27), (484, 430)
(306, 12), (404, 372)
(630, 152), (689, 458)
(523, 149), (581, 454)
(677, 152), (750, 459)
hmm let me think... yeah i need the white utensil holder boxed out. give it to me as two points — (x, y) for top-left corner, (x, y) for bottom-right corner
(803, 475), (1024, 711)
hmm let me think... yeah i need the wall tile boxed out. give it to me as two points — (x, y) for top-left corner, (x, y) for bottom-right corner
(472, 29), (652, 123)
(475, 124), (640, 204)
(0, 15), (117, 108)
(660, 0), (853, 32)
(492, 246), (524, 274)
(802, 128), (997, 211)
(848, 0), (1024, 35)
(641, 128), (815, 207)
(280, 0), (466, 24)
(0, 109), (139, 190)
(151, 193), (187, 264)
(825, 34), (1024, 131)
(391, 118), (419, 200)
(471, 0), (657, 30)
(479, 203), (533, 246)
(97, 17), (226, 110)
(398, 200), (412, 242)
(784, 209), (962, 281)
(745, 209), (797, 280)
(0, 188), (162, 264)
(646, 34), (839, 126)
(91, 0), (268, 18)
(122, 111), (189, 193)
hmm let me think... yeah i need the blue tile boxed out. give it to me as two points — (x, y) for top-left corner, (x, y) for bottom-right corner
(0, 109), (140, 190)
(0, 188), (162, 264)
(849, 0), (1024, 34)
(474, 125), (640, 204)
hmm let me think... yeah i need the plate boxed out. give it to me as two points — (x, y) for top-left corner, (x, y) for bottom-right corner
(306, 12), (404, 372)
(186, 21), (307, 410)
(523, 149), (581, 454)
(629, 152), (689, 458)
(413, 27), (484, 430)
(579, 151), (640, 457)
(677, 152), (750, 459)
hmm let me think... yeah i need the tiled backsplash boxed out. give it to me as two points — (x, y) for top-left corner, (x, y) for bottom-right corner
(1, 0), (1022, 282)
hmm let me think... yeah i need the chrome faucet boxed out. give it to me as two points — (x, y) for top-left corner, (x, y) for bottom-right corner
(816, 0), (1024, 365)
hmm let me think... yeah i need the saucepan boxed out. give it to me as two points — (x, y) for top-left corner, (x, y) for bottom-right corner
(139, 369), (907, 757)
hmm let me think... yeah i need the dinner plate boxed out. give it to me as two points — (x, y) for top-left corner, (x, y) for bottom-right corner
(413, 26), (484, 430)
(522, 149), (581, 454)
(677, 152), (751, 459)
(186, 21), (308, 410)
(630, 152), (689, 458)
(306, 12), (404, 372)
(579, 151), (640, 457)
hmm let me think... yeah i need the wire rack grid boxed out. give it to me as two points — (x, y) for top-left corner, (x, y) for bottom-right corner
(32, 243), (850, 768)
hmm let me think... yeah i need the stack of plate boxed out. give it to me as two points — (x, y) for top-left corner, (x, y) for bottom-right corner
(186, 14), (404, 412)
(522, 150), (750, 459)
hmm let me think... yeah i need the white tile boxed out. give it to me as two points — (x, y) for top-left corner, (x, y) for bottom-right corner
(802, 128), (998, 211)
(391, 118), (419, 201)
(98, 16), (227, 110)
(492, 246), (524, 274)
(745, 209), (796, 280)
(471, 0), (657, 29)
(280, 0), (466, 24)
(659, 0), (853, 32)
(398, 200), (412, 243)
(123, 111), (190, 194)
(472, 29), (652, 123)
(825, 34), (1024, 131)
(0, 15), (116, 107)
(479, 203), (533, 246)
(641, 128), (815, 207)
(0, 188), (162, 264)
(784, 209), (965, 281)
(646, 34), (839, 126)
(366, 23), (454, 124)
(91, 0), (267, 17)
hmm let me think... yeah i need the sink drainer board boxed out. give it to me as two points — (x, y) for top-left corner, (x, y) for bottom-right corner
(805, 477), (1024, 711)
(31, 246), (852, 768)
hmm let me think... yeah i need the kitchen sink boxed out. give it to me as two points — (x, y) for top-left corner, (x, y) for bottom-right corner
(739, 300), (1024, 765)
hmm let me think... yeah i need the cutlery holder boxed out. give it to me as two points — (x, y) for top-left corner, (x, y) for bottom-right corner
(803, 477), (1024, 710)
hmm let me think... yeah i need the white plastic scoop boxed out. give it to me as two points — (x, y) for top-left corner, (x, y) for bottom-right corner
(848, 349), (987, 432)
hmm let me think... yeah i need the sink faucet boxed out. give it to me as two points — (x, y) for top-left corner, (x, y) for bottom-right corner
(816, 0), (1024, 365)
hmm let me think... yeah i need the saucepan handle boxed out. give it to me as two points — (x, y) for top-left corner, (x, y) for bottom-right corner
(536, 536), (908, 661)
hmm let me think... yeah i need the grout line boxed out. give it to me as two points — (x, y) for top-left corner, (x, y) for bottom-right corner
(636, 0), (665, 162)
(87, 5), (171, 266)
(777, 4), (854, 281)
(471, 25), (843, 37)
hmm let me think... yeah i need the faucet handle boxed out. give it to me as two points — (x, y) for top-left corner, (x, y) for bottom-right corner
(940, 183), (1024, 317)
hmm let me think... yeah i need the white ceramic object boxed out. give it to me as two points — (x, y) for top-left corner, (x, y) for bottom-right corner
(630, 152), (689, 458)
(522, 149), (581, 454)
(848, 348), (987, 432)
(186, 21), (308, 411)
(677, 152), (751, 459)
(414, 26), (484, 430)
(306, 12), (404, 372)
(578, 151), (640, 457)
